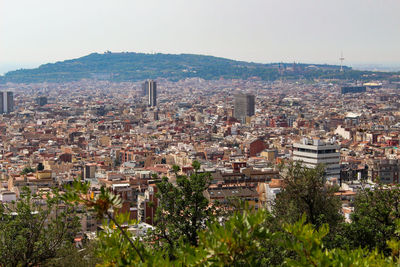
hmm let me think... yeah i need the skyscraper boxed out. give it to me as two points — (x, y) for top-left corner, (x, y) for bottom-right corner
(142, 82), (148, 97)
(234, 93), (255, 123)
(0, 92), (14, 114)
(143, 80), (157, 107)
(36, 96), (48, 106)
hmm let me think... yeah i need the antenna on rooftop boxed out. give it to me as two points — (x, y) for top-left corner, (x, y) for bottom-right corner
(339, 51), (345, 72)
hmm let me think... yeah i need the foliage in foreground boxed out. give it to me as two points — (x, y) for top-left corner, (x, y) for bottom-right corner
(283, 215), (400, 267)
(92, 205), (400, 266)
(274, 162), (343, 230)
(0, 188), (80, 267)
(6, 161), (400, 266)
(152, 162), (215, 255)
(347, 185), (400, 255)
(62, 162), (400, 266)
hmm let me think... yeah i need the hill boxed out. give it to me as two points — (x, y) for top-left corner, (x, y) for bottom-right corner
(0, 52), (396, 83)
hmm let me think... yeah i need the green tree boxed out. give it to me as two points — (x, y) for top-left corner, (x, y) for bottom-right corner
(347, 185), (400, 255)
(37, 162), (44, 171)
(20, 166), (35, 175)
(273, 163), (343, 239)
(282, 215), (398, 267)
(0, 188), (80, 267)
(153, 161), (214, 254)
(64, 180), (400, 266)
(63, 181), (146, 265)
(194, 205), (282, 266)
(45, 242), (99, 267)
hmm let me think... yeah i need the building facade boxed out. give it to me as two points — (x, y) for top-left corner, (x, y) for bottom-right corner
(36, 96), (48, 106)
(341, 86), (366, 94)
(292, 138), (341, 179)
(0, 91), (14, 114)
(143, 80), (157, 106)
(234, 93), (255, 123)
(367, 158), (399, 184)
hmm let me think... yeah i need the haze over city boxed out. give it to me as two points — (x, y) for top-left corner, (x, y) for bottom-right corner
(1, 0), (400, 73)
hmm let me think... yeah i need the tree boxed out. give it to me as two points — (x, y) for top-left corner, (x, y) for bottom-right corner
(193, 205), (285, 266)
(347, 185), (400, 255)
(45, 242), (99, 267)
(37, 162), (44, 171)
(282, 215), (399, 267)
(63, 181), (146, 265)
(64, 180), (400, 266)
(20, 166), (35, 175)
(153, 161), (214, 254)
(113, 158), (121, 167)
(0, 188), (80, 266)
(273, 162), (343, 232)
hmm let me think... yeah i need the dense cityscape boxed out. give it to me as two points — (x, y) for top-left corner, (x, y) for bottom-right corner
(0, 73), (399, 265)
(1, 0), (400, 265)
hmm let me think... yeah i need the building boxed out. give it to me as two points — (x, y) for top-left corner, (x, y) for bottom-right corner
(260, 149), (277, 162)
(206, 186), (259, 208)
(143, 80), (157, 106)
(257, 179), (282, 211)
(341, 86), (366, 94)
(292, 138), (341, 179)
(84, 163), (96, 179)
(36, 96), (48, 106)
(0, 91), (14, 114)
(141, 82), (148, 96)
(334, 125), (352, 140)
(137, 184), (158, 225)
(234, 93), (255, 123)
(242, 138), (266, 157)
(367, 158), (399, 184)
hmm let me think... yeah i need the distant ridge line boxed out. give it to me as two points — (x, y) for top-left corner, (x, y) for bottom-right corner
(0, 52), (392, 83)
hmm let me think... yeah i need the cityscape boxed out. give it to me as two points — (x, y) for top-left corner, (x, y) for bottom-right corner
(1, 0), (400, 266)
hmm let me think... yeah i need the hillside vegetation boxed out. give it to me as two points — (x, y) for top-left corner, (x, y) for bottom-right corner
(1, 52), (397, 83)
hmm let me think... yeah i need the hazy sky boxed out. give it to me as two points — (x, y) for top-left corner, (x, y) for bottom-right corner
(0, 0), (399, 72)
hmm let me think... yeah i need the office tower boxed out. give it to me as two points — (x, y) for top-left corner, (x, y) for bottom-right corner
(234, 93), (255, 123)
(142, 82), (148, 97)
(292, 138), (340, 179)
(143, 80), (157, 107)
(36, 96), (48, 106)
(0, 91), (14, 114)
(0, 94), (3, 114)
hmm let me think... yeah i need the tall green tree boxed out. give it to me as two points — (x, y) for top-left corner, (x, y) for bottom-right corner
(273, 162), (343, 230)
(0, 188), (80, 267)
(153, 161), (214, 253)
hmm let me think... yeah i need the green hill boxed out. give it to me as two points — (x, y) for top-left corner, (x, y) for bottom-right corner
(0, 52), (396, 83)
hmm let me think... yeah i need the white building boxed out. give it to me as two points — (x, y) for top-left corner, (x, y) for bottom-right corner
(0, 190), (16, 202)
(334, 125), (352, 140)
(292, 138), (340, 180)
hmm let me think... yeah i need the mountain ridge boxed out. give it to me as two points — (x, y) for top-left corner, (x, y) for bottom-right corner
(0, 52), (395, 83)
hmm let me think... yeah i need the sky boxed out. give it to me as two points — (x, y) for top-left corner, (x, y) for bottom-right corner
(0, 0), (399, 73)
